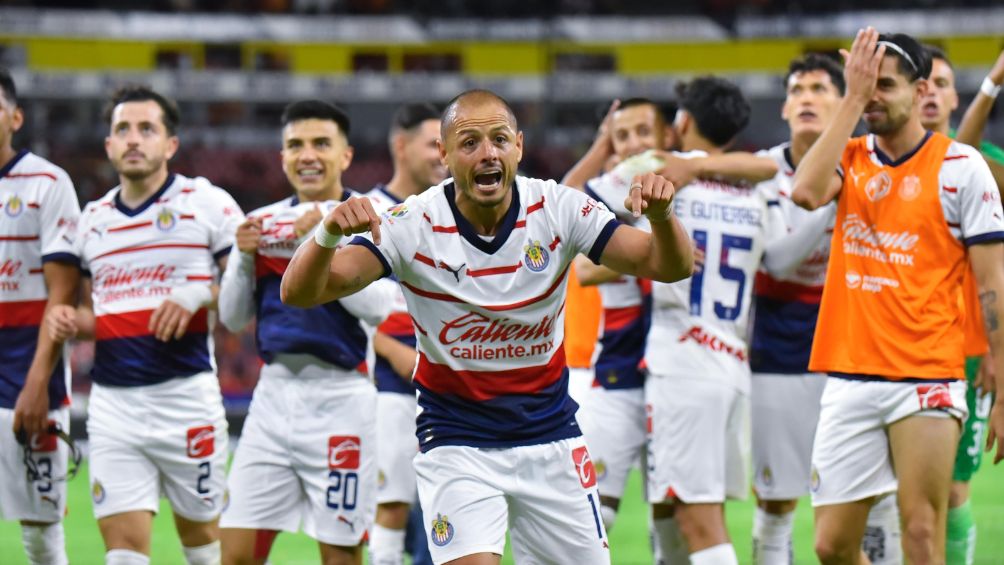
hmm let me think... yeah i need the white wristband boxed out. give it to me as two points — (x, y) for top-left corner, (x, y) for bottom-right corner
(168, 284), (213, 313)
(981, 76), (1002, 99)
(313, 223), (343, 249)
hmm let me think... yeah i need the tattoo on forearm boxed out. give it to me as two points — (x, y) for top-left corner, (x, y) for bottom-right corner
(981, 290), (999, 333)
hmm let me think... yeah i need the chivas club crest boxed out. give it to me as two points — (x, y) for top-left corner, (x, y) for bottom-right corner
(156, 208), (177, 231)
(523, 240), (549, 272)
(899, 174), (922, 201)
(430, 513), (455, 546)
(4, 194), (23, 217)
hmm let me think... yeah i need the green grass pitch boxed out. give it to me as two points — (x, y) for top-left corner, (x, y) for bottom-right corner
(2, 459), (1003, 564)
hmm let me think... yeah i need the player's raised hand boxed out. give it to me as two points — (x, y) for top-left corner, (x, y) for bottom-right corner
(45, 304), (78, 342)
(322, 197), (383, 245)
(840, 27), (885, 105)
(294, 204), (323, 239)
(654, 151), (699, 188)
(235, 217), (263, 254)
(596, 99), (621, 142)
(624, 172), (676, 222)
(988, 48), (1004, 87)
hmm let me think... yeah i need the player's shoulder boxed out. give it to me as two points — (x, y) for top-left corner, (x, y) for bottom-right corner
(943, 139), (985, 163)
(376, 181), (444, 230)
(174, 174), (230, 199)
(11, 151), (70, 180)
(247, 196), (296, 219)
(362, 185), (400, 213)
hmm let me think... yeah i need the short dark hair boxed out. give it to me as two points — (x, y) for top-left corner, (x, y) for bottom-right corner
(786, 53), (846, 95)
(923, 43), (952, 70)
(105, 85), (180, 135)
(391, 102), (441, 134)
(0, 67), (17, 108)
(441, 89), (517, 140)
(675, 76), (751, 147)
(616, 97), (668, 124)
(877, 32), (931, 82)
(281, 99), (351, 138)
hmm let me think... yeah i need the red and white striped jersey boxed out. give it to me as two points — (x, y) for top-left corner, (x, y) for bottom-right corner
(0, 150), (80, 409)
(352, 176), (620, 451)
(76, 173), (243, 387)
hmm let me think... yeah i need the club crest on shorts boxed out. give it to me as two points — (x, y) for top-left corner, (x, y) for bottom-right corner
(572, 446), (597, 488)
(328, 436), (361, 470)
(186, 425), (215, 458)
(4, 194), (23, 217)
(760, 465), (774, 488)
(523, 240), (549, 272)
(594, 458), (607, 481)
(430, 513), (454, 547)
(810, 466), (821, 493)
(916, 384), (953, 410)
(156, 208), (177, 231)
(91, 480), (106, 504)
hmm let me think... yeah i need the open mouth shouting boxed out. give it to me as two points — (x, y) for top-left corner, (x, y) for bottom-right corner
(472, 168), (504, 195)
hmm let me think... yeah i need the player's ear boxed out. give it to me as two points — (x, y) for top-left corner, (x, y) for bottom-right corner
(164, 135), (180, 161)
(392, 132), (406, 160)
(10, 106), (23, 133)
(515, 131), (524, 161)
(342, 145), (354, 170)
(437, 137), (448, 162)
(914, 77), (930, 101)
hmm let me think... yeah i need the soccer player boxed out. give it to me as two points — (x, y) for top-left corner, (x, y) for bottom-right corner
(791, 29), (1004, 565)
(636, 77), (788, 565)
(0, 67), (80, 565)
(281, 89), (693, 564)
(356, 102), (446, 565)
(748, 54), (846, 565)
(217, 99), (395, 565)
(919, 45), (1004, 565)
(47, 86), (244, 565)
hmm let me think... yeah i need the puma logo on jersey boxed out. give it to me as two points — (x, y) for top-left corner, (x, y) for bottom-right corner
(440, 262), (465, 282)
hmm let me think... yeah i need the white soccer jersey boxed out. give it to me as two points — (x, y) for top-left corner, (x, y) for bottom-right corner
(643, 151), (784, 386)
(0, 151), (79, 410)
(77, 173), (243, 387)
(750, 143), (835, 375)
(352, 176), (620, 451)
(221, 190), (389, 375)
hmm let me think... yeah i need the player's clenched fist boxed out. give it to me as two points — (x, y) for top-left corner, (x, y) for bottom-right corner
(320, 197), (383, 245)
(624, 171), (676, 222)
(235, 217), (263, 254)
(46, 304), (78, 342)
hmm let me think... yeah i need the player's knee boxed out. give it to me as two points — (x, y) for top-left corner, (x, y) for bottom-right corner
(901, 517), (937, 556)
(814, 536), (856, 565)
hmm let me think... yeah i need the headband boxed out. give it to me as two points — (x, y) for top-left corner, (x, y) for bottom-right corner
(877, 40), (918, 74)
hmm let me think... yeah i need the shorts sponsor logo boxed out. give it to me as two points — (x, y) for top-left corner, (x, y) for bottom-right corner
(186, 425), (215, 459)
(29, 420), (59, 452)
(678, 325), (747, 362)
(92, 480), (106, 504)
(328, 436), (361, 470)
(645, 403), (653, 435)
(810, 466), (820, 493)
(523, 240), (549, 272)
(864, 171), (892, 202)
(572, 445), (597, 489)
(430, 513), (454, 547)
(898, 174), (922, 201)
(917, 384), (954, 410)
(156, 208), (176, 231)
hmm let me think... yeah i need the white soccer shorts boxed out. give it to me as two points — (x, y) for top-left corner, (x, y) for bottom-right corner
(645, 373), (749, 504)
(576, 383), (646, 501)
(0, 406), (70, 522)
(751, 372), (827, 500)
(414, 437), (611, 565)
(221, 367), (377, 547)
(810, 376), (967, 507)
(87, 372), (228, 522)
(376, 391), (419, 505)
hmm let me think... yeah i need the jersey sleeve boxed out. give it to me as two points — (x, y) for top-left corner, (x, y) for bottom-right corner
(551, 182), (621, 264)
(75, 204), (95, 275)
(949, 148), (1004, 246)
(39, 168), (81, 265)
(347, 200), (410, 278)
(199, 179), (245, 260)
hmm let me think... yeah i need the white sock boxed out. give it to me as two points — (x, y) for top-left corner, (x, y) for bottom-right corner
(752, 508), (794, 565)
(864, 495), (902, 565)
(600, 504), (618, 531)
(690, 543), (739, 565)
(21, 523), (68, 565)
(368, 524), (407, 565)
(106, 549), (151, 565)
(653, 517), (690, 564)
(182, 540), (221, 565)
